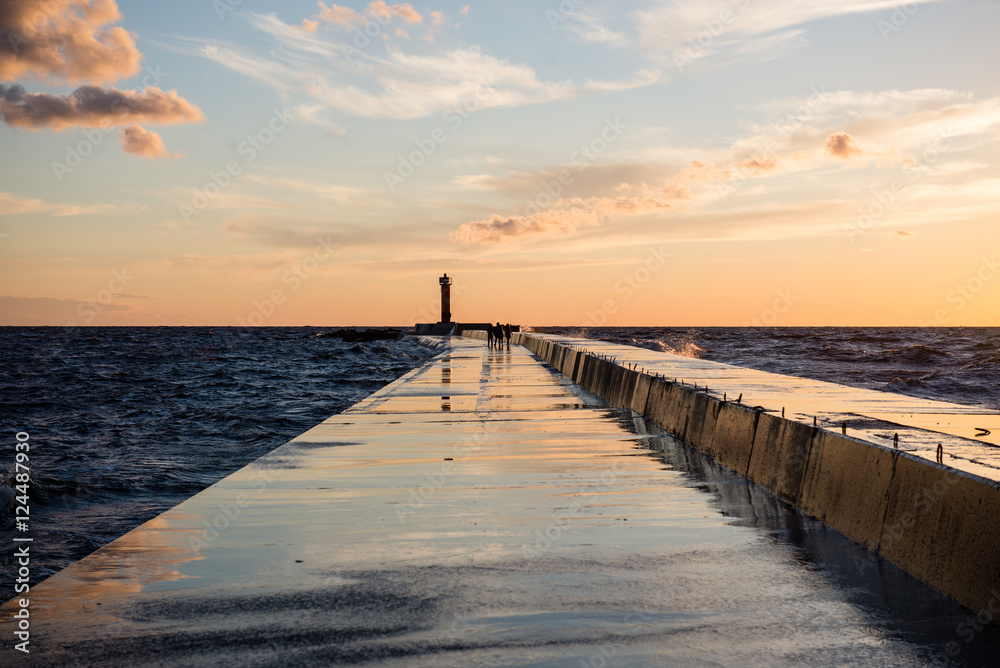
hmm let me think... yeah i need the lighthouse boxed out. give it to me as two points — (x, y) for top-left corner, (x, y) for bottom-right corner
(439, 273), (452, 324)
(415, 274), (512, 335)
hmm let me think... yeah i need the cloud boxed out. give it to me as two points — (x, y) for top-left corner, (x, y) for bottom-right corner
(244, 175), (369, 205)
(452, 161), (676, 201)
(451, 147), (789, 246)
(0, 191), (46, 215)
(675, 160), (732, 183)
(452, 209), (595, 245)
(824, 131), (863, 159)
(625, 0), (951, 71)
(170, 252), (333, 283)
(224, 219), (343, 249)
(0, 2), (203, 156)
(0, 190), (143, 216)
(120, 125), (179, 159)
(370, 1), (422, 23)
(304, 0), (422, 30)
(0, 0), (141, 84)
(0, 83), (204, 130)
(453, 192), (678, 245)
(737, 154), (780, 173)
(564, 9), (630, 46)
(737, 89), (1000, 168)
(307, 2), (363, 28)
(199, 13), (661, 123)
(450, 82), (1000, 247)
(455, 83), (1000, 248)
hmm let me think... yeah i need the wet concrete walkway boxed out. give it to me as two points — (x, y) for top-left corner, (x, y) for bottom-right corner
(3, 338), (997, 666)
(532, 334), (1000, 482)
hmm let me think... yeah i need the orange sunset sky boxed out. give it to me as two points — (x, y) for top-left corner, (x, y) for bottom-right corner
(1, 0), (999, 326)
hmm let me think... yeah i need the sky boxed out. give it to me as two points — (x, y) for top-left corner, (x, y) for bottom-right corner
(1, 0), (999, 327)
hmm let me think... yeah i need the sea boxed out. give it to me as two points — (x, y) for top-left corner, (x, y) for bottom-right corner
(0, 327), (446, 586)
(2, 326), (999, 588)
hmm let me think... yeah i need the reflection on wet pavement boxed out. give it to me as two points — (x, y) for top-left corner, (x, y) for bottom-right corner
(3, 338), (997, 666)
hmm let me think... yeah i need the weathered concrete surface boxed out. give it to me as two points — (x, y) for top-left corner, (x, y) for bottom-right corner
(704, 401), (758, 475)
(746, 412), (816, 507)
(511, 331), (1000, 616)
(3, 336), (990, 666)
(512, 333), (1000, 479)
(879, 456), (1000, 617)
(798, 431), (896, 551)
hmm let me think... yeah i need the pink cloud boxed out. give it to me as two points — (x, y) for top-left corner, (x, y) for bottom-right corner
(824, 131), (863, 159)
(0, 0), (142, 84)
(305, 0), (423, 30)
(369, 1), (422, 23)
(452, 151), (788, 245)
(120, 125), (179, 159)
(453, 194), (676, 245)
(737, 154), (780, 173)
(306, 1), (364, 28)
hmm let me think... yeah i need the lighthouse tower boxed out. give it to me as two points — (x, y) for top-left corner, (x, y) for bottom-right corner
(416, 273), (510, 335)
(439, 273), (452, 324)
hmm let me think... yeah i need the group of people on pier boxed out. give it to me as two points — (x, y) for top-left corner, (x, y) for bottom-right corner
(487, 322), (512, 349)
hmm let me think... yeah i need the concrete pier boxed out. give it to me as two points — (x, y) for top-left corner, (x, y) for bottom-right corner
(3, 335), (998, 665)
(504, 331), (1000, 618)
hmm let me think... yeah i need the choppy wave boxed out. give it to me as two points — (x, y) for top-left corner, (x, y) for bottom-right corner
(868, 344), (955, 365)
(0, 327), (443, 585)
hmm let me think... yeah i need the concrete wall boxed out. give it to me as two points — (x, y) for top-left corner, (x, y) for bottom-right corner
(496, 331), (1000, 615)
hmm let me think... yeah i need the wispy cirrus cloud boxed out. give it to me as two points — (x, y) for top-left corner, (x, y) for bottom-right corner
(169, 251), (324, 283)
(561, 8), (630, 46)
(733, 88), (1000, 168)
(0, 191), (145, 216)
(205, 1), (961, 130)
(192, 11), (662, 124)
(244, 175), (370, 205)
(554, 0), (952, 73)
(223, 219), (343, 249)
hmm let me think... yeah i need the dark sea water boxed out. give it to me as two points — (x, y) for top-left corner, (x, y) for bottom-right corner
(0, 327), (445, 587)
(2, 326), (999, 592)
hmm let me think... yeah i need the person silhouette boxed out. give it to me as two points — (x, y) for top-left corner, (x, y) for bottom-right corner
(504, 323), (511, 347)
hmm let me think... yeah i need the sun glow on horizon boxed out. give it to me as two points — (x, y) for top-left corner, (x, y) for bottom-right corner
(1, 0), (999, 326)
